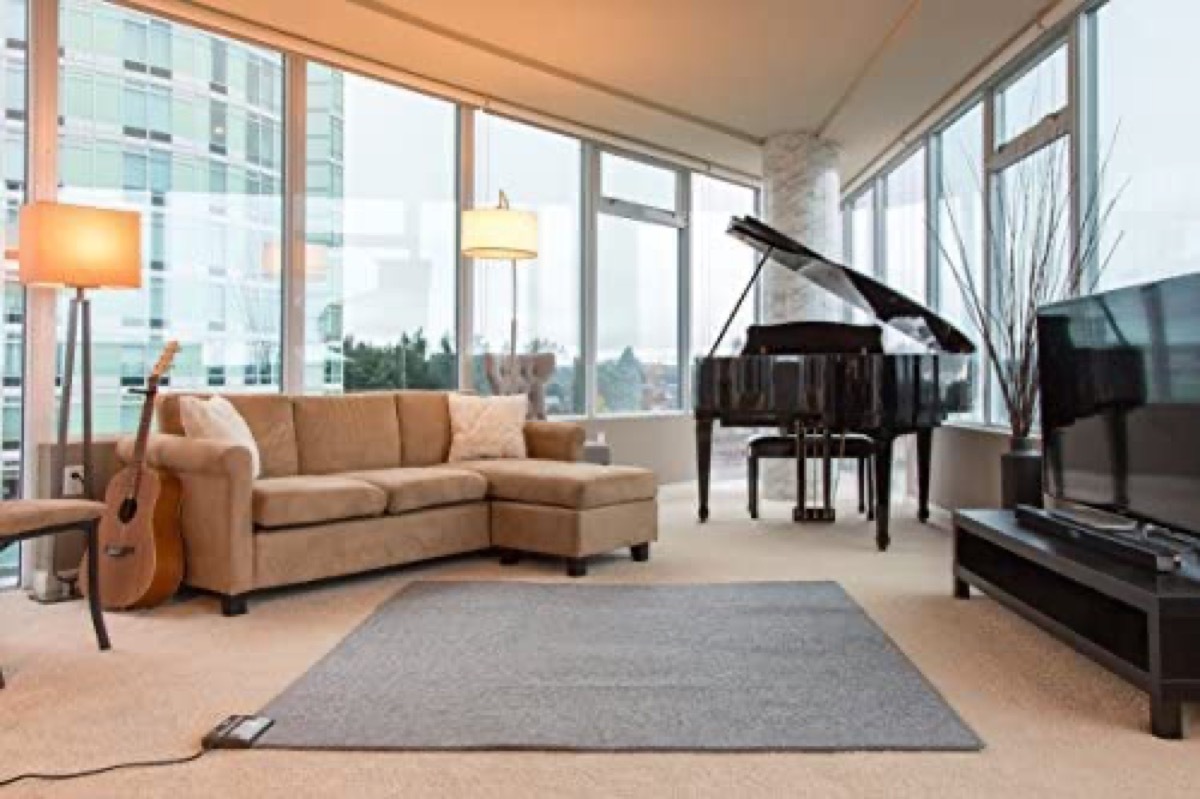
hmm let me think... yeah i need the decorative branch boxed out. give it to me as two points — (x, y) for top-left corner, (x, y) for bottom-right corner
(932, 127), (1125, 440)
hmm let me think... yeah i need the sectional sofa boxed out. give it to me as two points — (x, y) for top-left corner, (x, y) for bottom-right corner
(115, 391), (658, 615)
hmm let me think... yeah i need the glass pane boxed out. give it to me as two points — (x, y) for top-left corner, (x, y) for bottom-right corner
(691, 175), (762, 477)
(0, 0), (25, 587)
(303, 63), (458, 393)
(992, 138), (1071, 427)
(473, 113), (582, 415)
(691, 175), (756, 357)
(1095, 0), (1200, 291)
(600, 152), (677, 211)
(883, 147), (927, 302)
(848, 188), (875, 274)
(934, 104), (985, 421)
(997, 45), (1067, 147)
(596, 215), (679, 413)
(59, 0), (285, 431)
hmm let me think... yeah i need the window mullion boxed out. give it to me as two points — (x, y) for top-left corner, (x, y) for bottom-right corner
(457, 105), (476, 391)
(281, 53), (307, 394)
(581, 143), (599, 417)
(678, 168), (691, 411)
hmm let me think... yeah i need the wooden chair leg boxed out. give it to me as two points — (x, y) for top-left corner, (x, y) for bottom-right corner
(85, 522), (111, 651)
(857, 457), (866, 514)
(748, 455), (759, 519)
(866, 455), (876, 521)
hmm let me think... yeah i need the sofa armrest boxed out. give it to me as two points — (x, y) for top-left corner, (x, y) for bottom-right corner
(116, 433), (255, 596)
(117, 433), (253, 477)
(524, 421), (585, 462)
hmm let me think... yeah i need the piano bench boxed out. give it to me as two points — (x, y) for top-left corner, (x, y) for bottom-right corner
(747, 434), (875, 520)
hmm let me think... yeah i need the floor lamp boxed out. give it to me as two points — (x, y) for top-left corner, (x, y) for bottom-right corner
(19, 202), (142, 501)
(461, 191), (538, 395)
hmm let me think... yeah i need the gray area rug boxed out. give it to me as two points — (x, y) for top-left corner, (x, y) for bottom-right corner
(257, 581), (982, 752)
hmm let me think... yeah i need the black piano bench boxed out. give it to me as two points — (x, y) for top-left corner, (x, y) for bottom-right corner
(747, 434), (875, 520)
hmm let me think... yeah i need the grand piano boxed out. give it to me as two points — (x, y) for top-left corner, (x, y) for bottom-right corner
(694, 216), (977, 550)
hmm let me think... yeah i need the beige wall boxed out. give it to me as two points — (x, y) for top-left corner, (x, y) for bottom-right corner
(580, 415), (697, 486)
(926, 425), (1008, 512)
(25, 437), (123, 596)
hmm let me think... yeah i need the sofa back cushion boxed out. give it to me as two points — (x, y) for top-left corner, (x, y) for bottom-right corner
(293, 393), (402, 474)
(157, 392), (299, 478)
(396, 391), (452, 466)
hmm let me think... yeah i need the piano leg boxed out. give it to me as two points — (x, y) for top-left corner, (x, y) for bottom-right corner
(822, 428), (833, 514)
(916, 428), (932, 523)
(792, 421), (806, 523)
(874, 436), (894, 551)
(696, 418), (713, 522)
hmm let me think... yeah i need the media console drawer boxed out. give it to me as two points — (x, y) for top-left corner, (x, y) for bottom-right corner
(953, 509), (1200, 739)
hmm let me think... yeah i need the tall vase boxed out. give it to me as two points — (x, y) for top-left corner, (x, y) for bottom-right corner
(1001, 436), (1043, 509)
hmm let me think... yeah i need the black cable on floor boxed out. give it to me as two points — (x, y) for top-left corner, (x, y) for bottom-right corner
(0, 749), (207, 789)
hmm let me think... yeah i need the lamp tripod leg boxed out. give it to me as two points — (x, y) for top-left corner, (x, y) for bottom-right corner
(81, 290), (93, 500)
(53, 294), (80, 500)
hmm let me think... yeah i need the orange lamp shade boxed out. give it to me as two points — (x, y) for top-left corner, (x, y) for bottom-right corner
(18, 202), (142, 289)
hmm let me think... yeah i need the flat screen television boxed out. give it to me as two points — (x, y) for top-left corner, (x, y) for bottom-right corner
(1038, 272), (1200, 539)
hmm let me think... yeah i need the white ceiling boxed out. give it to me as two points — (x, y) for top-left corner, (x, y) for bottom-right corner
(166, 0), (1057, 180)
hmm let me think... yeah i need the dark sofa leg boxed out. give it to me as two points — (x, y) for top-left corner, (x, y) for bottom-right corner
(499, 549), (520, 566)
(566, 558), (588, 578)
(631, 543), (650, 562)
(221, 594), (248, 617)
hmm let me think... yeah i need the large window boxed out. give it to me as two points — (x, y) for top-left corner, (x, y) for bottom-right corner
(883, 148), (927, 302)
(691, 174), (756, 357)
(58, 0), (285, 434)
(846, 188), (875, 275)
(304, 63), (458, 393)
(0, 0), (25, 587)
(1094, 0), (1200, 291)
(473, 112), (582, 414)
(933, 104), (985, 420)
(596, 152), (682, 414)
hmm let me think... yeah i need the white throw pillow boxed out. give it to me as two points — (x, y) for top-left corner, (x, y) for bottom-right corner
(179, 395), (262, 478)
(447, 394), (528, 462)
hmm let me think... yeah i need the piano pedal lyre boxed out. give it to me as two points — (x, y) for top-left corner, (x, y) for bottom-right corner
(793, 507), (837, 523)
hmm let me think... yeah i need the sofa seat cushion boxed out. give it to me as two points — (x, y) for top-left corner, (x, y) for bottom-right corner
(456, 459), (656, 510)
(342, 467), (488, 515)
(252, 476), (388, 529)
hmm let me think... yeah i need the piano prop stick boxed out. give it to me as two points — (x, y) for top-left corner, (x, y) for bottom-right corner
(693, 216), (977, 550)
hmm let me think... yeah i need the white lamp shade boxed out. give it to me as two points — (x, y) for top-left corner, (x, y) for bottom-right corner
(19, 202), (142, 289)
(461, 206), (538, 260)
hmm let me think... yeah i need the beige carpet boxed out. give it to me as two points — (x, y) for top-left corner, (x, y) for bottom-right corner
(2, 482), (1198, 798)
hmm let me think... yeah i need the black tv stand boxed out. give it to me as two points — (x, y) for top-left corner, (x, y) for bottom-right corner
(953, 509), (1200, 738)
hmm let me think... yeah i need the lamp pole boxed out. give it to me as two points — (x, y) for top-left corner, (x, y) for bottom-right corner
(509, 256), (518, 395)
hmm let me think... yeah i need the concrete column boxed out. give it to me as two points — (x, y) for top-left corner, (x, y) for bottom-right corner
(761, 132), (842, 500)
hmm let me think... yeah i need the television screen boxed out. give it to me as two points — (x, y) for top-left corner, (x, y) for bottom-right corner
(1038, 273), (1200, 538)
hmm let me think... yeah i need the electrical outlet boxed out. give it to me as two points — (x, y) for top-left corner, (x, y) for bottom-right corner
(62, 465), (85, 497)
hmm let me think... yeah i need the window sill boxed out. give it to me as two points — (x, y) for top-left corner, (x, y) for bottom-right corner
(578, 411), (692, 423)
(943, 420), (1040, 441)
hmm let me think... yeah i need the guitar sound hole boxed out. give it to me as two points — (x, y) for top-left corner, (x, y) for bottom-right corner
(118, 498), (139, 524)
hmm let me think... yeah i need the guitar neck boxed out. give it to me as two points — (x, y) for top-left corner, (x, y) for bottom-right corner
(128, 387), (158, 486)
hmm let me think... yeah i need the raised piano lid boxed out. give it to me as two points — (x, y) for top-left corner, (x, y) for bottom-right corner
(728, 216), (976, 354)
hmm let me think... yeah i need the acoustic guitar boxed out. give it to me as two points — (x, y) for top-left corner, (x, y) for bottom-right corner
(81, 342), (184, 610)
